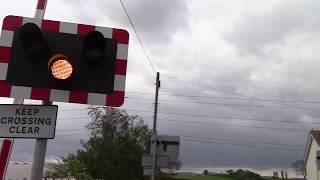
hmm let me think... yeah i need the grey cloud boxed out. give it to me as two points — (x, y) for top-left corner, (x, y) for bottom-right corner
(9, 135), (87, 162)
(156, 68), (317, 169)
(118, 0), (188, 44)
(64, 0), (189, 45)
(224, 0), (320, 56)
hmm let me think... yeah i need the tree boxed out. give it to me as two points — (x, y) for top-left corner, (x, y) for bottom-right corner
(203, 169), (209, 176)
(292, 160), (306, 179)
(159, 159), (182, 176)
(285, 171), (288, 179)
(226, 169), (264, 180)
(166, 159), (182, 175)
(47, 107), (152, 180)
(226, 169), (234, 175)
(46, 154), (93, 180)
(273, 171), (279, 178)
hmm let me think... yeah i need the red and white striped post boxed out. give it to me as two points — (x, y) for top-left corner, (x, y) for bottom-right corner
(30, 1), (49, 180)
(35, 0), (48, 19)
(0, 139), (14, 180)
(0, 1), (48, 180)
(0, 102), (24, 180)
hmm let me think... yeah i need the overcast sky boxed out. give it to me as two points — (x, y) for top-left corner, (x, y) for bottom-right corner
(1, 0), (320, 177)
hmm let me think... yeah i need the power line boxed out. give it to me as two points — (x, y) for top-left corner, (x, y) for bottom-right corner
(55, 128), (303, 148)
(158, 118), (309, 132)
(160, 74), (320, 112)
(119, 0), (156, 72)
(153, 109), (320, 126)
(57, 108), (320, 126)
(56, 107), (317, 132)
(55, 133), (88, 137)
(56, 117), (310, 132)
(56, 129), (85, 132)
(54, 133), (303, 152)
(57, 113), (320, 126)
(126, 96), (319, 110)
(56, 115), (310, 133)
(56, 128), (303, 148)
(126, 91), (320, 105)
(179, 135), (304, 148)
(125, 108), (319, 126)
(57, 117), (89, 120)
(156, 112), (320, 125)
(162, 74), (260, 100)
(59, 108), (153, 113)
(159, 77), (272, 117)
(160, 74), (298, 101)
(183, 139), (303, 152)
(160, 74), (251, 85)
(59, 108), (90, 112)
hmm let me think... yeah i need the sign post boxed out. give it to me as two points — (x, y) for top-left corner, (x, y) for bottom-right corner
(0, 98), (24, 180)
(31, 1), (50, 180)
(31, 101), (54, 180)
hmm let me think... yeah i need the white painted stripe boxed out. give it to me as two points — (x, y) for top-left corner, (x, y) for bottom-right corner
(116, 44), (128, 60)
(35, 10), (45, 19)
(0, 63), (8, 80)
(88, 93), (106, 105)
(95, 26), (113, 39)
(114, 75), (126, 91)
(0, 30), (14, 47)
(22, 17), (42, 27)
(10, 86), (31, 99)
(50, 89), (70, 102)
(59, 22), (78, 34)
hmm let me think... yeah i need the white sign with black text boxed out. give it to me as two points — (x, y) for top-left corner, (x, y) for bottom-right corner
(0, 104), (58, 139)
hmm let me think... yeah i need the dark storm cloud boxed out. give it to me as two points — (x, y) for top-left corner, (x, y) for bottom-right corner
(157, 67), (319, 171)
(180, 140), (305, 169)
(9, 136), (87, 162)
(64, 0), (189, 45)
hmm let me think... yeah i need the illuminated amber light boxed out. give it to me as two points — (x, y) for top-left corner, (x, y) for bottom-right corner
(48, 54), (73, 80)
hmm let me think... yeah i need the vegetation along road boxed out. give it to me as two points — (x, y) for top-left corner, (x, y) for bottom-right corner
(173, 176), (235, 180)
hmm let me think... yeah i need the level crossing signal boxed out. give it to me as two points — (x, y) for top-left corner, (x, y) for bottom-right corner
(0, 16), (129, 107)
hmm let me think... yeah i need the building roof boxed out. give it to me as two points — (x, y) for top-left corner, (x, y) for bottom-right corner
(310, 130), (320, 145)
(304, 130), (320, 164)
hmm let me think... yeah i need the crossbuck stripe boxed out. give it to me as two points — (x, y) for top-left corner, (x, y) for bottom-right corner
(0, 30), (13, 47)
(0, 63), (8, 80)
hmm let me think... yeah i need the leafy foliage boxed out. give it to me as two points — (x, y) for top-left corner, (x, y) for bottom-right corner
(225, 169), (264, 180)
(46, 153), (93, 180)
(47, 107), (152, 180)
(203, 169), (209, 176)
(160, 159), (182, 176)
(292, 160), (306, 179)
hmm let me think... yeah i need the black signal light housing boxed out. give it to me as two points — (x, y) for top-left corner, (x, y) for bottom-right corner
(83, 31), (106, 64)
(19, 23), (48, 58)
(6, 22), (118, 93)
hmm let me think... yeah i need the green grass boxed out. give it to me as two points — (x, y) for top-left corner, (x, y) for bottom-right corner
(172, 175), (235, 180)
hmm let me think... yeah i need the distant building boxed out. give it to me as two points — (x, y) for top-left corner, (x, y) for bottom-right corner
(5, 162), (32, 180)
(304, 130), (320, 180)
(4, 162), (75, 180)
